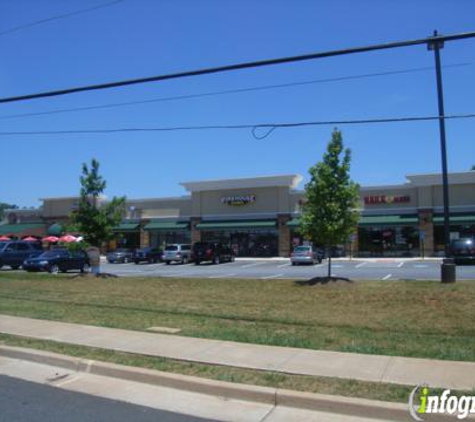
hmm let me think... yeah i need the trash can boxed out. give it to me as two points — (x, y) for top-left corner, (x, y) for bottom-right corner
(441, 258), (456, 284)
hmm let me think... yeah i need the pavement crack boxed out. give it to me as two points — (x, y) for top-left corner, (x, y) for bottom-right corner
(257, 389), (278, 422)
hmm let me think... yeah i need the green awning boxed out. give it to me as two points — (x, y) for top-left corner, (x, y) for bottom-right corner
(433, 215), (475, 225)
(196, 220), (276, 230)
(359, 215), (419, 226)
(287, 218), (300, 228)
(47, 223), (64, 236)
(0, 223), (45, 235)
(113, 223), (140, 232)
(144, 221), (189, 231)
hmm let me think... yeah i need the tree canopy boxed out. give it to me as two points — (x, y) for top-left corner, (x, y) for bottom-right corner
(299, 129), (360, 277)
(70, 159), (125, 247)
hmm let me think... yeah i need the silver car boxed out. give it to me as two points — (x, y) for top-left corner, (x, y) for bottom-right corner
(163, 244), (192, 265)
(291, 246), (323, 265)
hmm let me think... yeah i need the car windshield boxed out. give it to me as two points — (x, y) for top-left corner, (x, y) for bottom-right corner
(165, 245), (178, 251)
(294, 246), (311, 252)
(0, 242), (7, 251)
(39, 251), (69, 258)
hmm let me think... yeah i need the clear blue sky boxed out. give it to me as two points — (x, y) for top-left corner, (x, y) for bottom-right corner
(1, 0), (474, 207)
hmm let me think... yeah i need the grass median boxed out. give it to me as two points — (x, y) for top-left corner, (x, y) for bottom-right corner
(0, 272), (474, 361)
(3, 333), (473, 405)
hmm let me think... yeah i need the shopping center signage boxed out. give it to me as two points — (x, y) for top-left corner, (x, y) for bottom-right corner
(221, 195), (256, 206)
(364, 195), (410, 205)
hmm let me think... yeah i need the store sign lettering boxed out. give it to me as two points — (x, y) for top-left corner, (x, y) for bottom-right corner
(364, 195), (410, 205)
(221, 195), (256, 206)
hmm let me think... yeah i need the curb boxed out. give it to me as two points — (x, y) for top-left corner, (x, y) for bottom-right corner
(0, 345), (454, 421)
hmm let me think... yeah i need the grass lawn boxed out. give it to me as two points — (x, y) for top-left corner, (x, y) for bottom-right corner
(0, 272), (475, 361)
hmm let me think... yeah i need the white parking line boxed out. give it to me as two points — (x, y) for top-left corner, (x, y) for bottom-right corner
(414, 264), (428, 268)
(260, 273), (284, 280)
(240, 262), (265, 268)
(397, 262), (404, 268)
(355, 262), (367, 268)
(208, 273), (237, 279)
(382, 274), (392, 280)
(277, 263), (291, 268)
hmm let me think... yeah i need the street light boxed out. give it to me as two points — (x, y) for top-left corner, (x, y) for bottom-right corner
(427, 30), (456, 283)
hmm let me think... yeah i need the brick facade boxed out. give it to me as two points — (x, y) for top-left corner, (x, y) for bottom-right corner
(277, 214), (291, 257)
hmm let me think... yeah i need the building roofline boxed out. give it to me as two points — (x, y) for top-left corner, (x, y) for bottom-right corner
(180, 174), (303, 192)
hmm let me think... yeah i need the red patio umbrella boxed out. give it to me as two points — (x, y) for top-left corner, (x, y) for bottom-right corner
(0, 236), (11, 241)
(58, 235), (77, 243)
(43, 236), (59, 243)
(23, 236), (38, 242)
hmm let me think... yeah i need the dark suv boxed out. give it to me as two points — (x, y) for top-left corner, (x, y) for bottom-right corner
(0, 241), (43, 270)
(451, 238), (475, 265)
(193, 242), (234, 265)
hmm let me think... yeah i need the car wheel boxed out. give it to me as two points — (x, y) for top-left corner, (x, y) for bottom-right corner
(11, 265), (20, 270)
(165, 261), (170, 265)
(124, 257), (129, 264)
(195, 261), (200, 265)
(81, 263), (90, 273)
(213, 256), (220, 265)
(134, 261), (139, 265)
(49, 265), (59, 274)
(182, 257), (188, 264)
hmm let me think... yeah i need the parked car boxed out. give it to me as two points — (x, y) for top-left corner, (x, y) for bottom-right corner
(133, 247), (162, 264)
(23, 249), (90, 273)
(193, 242), (234, 265)
(290, 245), (324, 265)
(451, 238), (475, 265)
(163, 244), (192, 265)
(106, 248), (134, 264)
(0, 240), (43, 270)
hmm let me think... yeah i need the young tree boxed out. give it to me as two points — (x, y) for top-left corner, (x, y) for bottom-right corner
(299, 129), (360, 279)
(70, 159), (126, 247)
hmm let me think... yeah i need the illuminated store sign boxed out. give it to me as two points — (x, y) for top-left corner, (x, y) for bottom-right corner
(221, 195), (256, 206)
(364, 195), (410, 205)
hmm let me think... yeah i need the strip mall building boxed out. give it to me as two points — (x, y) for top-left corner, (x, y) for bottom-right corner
(2, 171), (475, 257)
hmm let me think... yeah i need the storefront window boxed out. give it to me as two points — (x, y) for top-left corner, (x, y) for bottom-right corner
(201, 229), (278, 257)
(115, 232), (140, 249)
(150, 231), (191, 249)
(358, 225), (419, 257)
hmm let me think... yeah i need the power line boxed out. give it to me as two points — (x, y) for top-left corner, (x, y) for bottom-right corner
(0, 0), (125, 36)
(0, 113), (473, 138)
(1, 31), (475, 105)
(0, 62), (470, 121)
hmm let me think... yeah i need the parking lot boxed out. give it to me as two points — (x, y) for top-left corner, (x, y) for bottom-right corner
(99, 258), (475, 281)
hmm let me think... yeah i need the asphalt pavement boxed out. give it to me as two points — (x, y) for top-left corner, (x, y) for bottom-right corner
(0, 374), (214, 422)
(99, 258), (475, 281)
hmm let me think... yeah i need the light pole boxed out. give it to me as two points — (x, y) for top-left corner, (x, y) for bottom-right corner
(427, 30), (456, 283)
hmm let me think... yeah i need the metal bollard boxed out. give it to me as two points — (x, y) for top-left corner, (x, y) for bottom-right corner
(441, 258), (456, 283)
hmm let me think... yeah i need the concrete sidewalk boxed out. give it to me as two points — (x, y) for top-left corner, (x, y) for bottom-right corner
(1, 314), (473, 391)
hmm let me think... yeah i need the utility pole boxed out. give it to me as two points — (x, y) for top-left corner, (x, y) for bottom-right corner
(427, 30), (456, 283)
